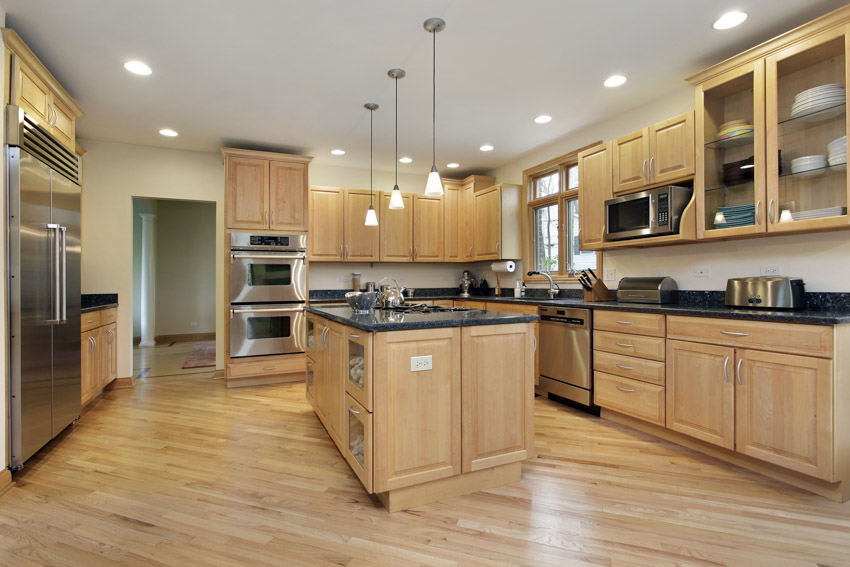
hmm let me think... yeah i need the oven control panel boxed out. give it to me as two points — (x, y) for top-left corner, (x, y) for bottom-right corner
(250, 235), (289, 246)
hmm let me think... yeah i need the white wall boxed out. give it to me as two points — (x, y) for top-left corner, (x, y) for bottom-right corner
(131, 198), (158, 337)
(80, 140), (225, 378)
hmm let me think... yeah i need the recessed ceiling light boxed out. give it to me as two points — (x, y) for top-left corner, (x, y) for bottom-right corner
(399, 157), (413, 163)
(447, 163), (460, 168)
(603, 75), (627, 88)
(159, 128), (178, 137)
(123, 60), (152, 75)
(534, 115), (552, 124)
(331, 149), (345, 155)
(713, 11), (747, 30)
(479, 145), (494, 152)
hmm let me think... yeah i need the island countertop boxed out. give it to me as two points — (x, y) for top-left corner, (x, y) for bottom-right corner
(307, 305), (538, 332)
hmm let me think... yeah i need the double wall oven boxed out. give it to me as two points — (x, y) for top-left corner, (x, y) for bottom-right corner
(229, 233), (307, 358)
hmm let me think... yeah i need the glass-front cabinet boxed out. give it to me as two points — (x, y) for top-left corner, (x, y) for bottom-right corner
(696, 60), (767, 239)
(344, 328), (372, 411)
(766, 26), (849, 232)
(344, 393), (372, 493)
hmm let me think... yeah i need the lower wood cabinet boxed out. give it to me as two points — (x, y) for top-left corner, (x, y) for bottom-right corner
(81, 308), (118, 405)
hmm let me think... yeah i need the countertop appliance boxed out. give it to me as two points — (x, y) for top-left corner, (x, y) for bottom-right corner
(230, 233), (307, 358)
(617, 276), (679, 304)
(605, 185), (693, 241)
(536, 306), (595, 409)
(726, 276), (805, 309)
(7, 105), (82, 469)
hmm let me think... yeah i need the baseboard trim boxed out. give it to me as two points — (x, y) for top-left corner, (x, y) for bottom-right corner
(154, 332), (215, 344)
(0, 469), (14, 497)
(226, 373), (304, 389)
(213, 369), (225, 380)
(110, 376), (135, 389)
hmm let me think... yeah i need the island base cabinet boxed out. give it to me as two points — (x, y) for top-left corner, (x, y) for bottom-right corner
(461, 324), (534, 472)
(344, 394), (373, 493)
(373, 328), (462, 493)
(736, 349), (833, 481)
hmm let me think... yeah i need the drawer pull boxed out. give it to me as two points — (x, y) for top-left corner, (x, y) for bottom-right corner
(721, 331), (749, 337)
(86, 319), (96, 324)
(262, 366), (278, 371)
(616, 385), (635, 393)
(615, 363), (634, 370)
(616, 320), (635, 325)
(348, 406), (361, 415)
(615, 342), (634, 348)
(349, 334), (360, 338)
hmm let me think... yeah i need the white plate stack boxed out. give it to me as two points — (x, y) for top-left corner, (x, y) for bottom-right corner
(791, 206), (847, 221)
(828, 135), (846, 169)
(790, 155), (827, 177)
(790, 84), (846, 120)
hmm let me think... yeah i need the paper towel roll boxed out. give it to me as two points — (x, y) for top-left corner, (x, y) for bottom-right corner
(490, 260), (516, 273)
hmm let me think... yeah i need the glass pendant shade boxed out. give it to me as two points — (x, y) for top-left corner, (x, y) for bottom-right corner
(424, 166), (443, 196)
(364, 205), (378, 226)
(388, 185), (405, 209)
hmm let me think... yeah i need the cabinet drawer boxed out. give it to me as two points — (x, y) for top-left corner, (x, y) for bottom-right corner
(99, 308), (117, 326)
(344, 394), (373, 493)
(594, 310), (666, 337)
(594, 350), (665, 385)
(486, 302), (538, 315)
(667, 316), (833, 358)
(595, 372), (665, 426)
(227, 357), (304, 378)
(594, 330), (665, 361)
(81, 311), (101, 332)
(463, 300), (488, 311)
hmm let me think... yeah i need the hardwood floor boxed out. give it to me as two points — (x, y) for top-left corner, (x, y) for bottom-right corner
(2, 350), (849, 566)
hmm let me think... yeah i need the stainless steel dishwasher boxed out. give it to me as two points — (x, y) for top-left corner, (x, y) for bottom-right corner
(536, 306), (595, 409)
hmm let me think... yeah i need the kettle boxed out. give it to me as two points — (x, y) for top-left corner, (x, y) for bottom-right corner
(459, 270), (477, 298)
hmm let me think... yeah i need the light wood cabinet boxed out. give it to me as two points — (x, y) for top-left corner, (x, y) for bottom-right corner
(472, 184), (521, 260)
(323, 322), (346, 448)
(577, 142), (612, 250)
(595, 372), (666, 426)
(344, 394), (373, 493)
(223, 148), (312, 231)
(81, 329), (99, 404)
(308, 186), (344, 261)
(343, 189), (380, 261)
(613, 112), (695, 194)
(444, 175), (496, 262)
(99, 323), (118, 389)
(5, 30), (83, 152)
(380, 192), (414, 262)
(485, 302), (540, 385)
(80, 308), (118, 405)
(344, 328), (373, 411)
(413, 194), (444, 262)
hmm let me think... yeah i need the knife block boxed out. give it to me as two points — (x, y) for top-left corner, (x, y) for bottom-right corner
(583, 279), (615, 302)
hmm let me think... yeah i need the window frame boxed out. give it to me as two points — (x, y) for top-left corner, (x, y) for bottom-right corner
(522, 142), (602, 284)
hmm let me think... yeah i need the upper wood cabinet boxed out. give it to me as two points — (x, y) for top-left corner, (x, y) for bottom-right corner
(413, 194), (444, 262)
(343, 189), (380, 261)
(308, 186), (344, 261)
(380, 192), (414, 262)
(577, 141), (612, 250)
(613, 112), (695, 194)
(4, 29), (83, 152)
(443, 175), (496, 262)
(223, 148), (312, 231)
(472, 183), (521, 260)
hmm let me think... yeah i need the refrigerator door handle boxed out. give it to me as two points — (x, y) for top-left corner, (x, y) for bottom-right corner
(46, 223), (62, 324)
(60, 225), (67, 323)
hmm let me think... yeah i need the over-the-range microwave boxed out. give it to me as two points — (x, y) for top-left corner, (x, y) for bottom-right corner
(604, 185), (693, 241)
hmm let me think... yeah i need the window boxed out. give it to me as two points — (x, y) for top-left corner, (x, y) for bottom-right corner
(524, 152), (600, 281)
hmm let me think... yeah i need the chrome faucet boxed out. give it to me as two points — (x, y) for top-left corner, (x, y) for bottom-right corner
(527, 271), (560, 299)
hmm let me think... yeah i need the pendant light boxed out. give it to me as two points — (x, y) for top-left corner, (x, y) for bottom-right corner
(388, 68), (406, 209)
(364, 103), (379, 226)
(423, 17), (446, 197)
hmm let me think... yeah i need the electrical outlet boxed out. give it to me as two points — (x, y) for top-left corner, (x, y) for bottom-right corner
(339, 275), (348, 285)
(190, 322), (198, 327)
(694, 267), (711, 278)
(410, 355), (433, 372)
(760, 265), (781, 276)
(604, 268), (617, 281)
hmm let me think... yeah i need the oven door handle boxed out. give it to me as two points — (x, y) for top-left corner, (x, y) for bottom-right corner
(230, 306), (306, 318)
(230, 252), (306, 263)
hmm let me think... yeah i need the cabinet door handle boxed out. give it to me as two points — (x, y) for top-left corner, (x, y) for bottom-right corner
(755, 200), (762, 225)
(270, 210), (275, 225)
(736, 358), (743, 385)
(340, 244), (343, 258)
(641, 159), (647, 182)
(52, 105), (58, 127)
(768, 199), (775, 224)
(616, 320), (634, 325)
(469, 246), (473, 257)
(616, 363), (634, 371)
(265, 211), (269, 224)
(348, 406), (361, 415)
(346, 245), (350, 258)
(723, 356), (730, 383)
(89, 336), (96, 354)
(321, 327), (328, 349)
(262, 366), (278, 371)
(47, 105), (54, 126)
(720, 331), (749, 337)
(615, 342), (634, 348)
(496, 242), (500, 255)
(616, 385), (635, 393)
(532, 335), (537, 353)
(108, 330), (115, 344)
(649, 156), (654, 180)
(414, 246), (418, 259)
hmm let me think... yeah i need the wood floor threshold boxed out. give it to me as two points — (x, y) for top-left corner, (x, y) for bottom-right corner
(376, 461), (522, 512)
(602, 408), (848, 502)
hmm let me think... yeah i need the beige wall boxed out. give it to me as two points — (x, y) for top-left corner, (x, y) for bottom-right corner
(131, 198), (158, 337)
(79, 139), (225, 379)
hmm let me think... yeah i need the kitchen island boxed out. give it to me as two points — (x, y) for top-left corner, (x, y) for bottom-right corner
(305, 305), (537, 511)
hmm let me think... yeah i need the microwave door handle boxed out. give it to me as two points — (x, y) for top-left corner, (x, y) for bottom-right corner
(648, 195), (657, 229)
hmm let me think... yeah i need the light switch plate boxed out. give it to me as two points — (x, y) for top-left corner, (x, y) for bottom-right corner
(604, 268), (616, 281)
(410, 355), (432, 372)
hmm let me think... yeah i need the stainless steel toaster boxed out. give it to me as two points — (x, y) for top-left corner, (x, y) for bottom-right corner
(617, 276), (678, 304)
(725, 277), (805, 309)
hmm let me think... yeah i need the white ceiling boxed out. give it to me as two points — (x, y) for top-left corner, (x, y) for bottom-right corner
(3, 0), (847, 178)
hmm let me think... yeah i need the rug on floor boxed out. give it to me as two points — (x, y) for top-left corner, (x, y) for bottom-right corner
(183, 341), (216, 369)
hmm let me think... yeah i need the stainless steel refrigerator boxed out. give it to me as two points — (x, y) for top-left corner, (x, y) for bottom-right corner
(7, 105), (81, 469)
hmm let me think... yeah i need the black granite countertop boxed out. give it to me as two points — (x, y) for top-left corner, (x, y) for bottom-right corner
(81, 294), (118, 313)
(308, 305), (538, 332)
(309, 290), (850, 325)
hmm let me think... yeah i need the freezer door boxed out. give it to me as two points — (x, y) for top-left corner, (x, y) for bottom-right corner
(9, 149), (54, 467)
(50, 169), (82, 436)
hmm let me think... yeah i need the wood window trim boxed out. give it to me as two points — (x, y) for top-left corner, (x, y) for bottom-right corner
(522, 141), (602, 284)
